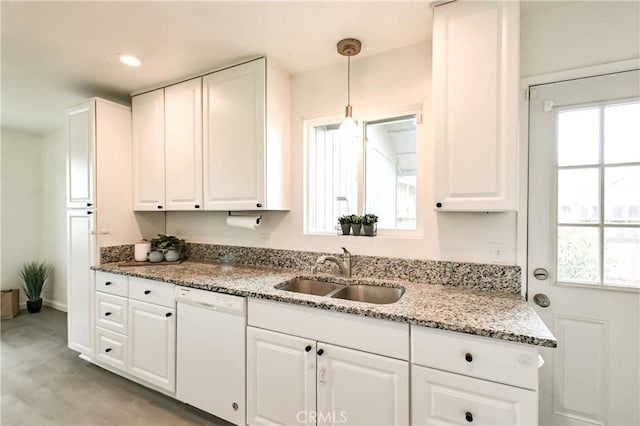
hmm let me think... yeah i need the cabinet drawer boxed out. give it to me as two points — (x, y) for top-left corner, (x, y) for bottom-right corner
(96, 292), (128, 334)
(128, 277), (175, 308)
(95, 271), (128, 297)
(96, 327), (128, 372)
(411, 365), (537, 426)
(411, 327), (538, 390)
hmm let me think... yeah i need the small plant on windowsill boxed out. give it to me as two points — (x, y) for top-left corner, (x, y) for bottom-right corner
(350, 215), (363, 236)
(362, 214), (379, 236)
(338, 215), (352, 235)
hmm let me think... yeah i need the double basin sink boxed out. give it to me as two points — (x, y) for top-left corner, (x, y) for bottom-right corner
(277, 278), (404, 305)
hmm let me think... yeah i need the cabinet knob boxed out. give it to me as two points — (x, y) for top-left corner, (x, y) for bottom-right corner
(194, 204), (200, 209)
(144, 290), (151, 295)
(317, 349), (324, 356)
(105, 281), (112, 286)
(87, 202), (93, 207)
(157, 205), (163, 209)
(105, 348), (112, 353)
(436, 202), (442, 208)
(256, 203), (262, 208)
(465, 353), (473, 362)
(165, 312), (172, 317)
(232, 402), (239, 411)
(87, 211), (93, 215)
(105, 312), (112, 317)
(465, 411), (473, 422)
(305, 345), (312, 352)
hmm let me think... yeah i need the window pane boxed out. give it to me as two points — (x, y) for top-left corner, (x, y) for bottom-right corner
(557, 226), (599, 283)
(557, 108), (600, 166)
(604, 102), (640, 164)
(604, 227), (640, 287)
(365, 115), (416, 230)
(557, 168), (599, 224)
(605, 166), (640, 224)
(308, 124), (357, 233)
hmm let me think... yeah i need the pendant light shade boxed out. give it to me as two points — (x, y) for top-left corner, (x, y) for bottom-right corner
(337, 38), (361, 140)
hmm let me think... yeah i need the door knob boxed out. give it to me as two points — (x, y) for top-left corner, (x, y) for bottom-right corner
(533, 268), (549, 280)
(533, 293), (551, 308)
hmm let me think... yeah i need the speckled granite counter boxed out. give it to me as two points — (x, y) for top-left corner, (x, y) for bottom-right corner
(93, 261), (557, 348)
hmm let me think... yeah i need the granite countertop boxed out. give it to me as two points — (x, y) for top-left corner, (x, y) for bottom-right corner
(93, 261), (557, 348)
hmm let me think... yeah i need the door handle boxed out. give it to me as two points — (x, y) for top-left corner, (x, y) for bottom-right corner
(533, 268), (549, 280)
(533, 293), (551, 308)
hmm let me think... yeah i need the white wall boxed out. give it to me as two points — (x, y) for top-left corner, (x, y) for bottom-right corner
(167, 43), (518, 264)
(40, 130), (67, 310)
(1, 129), (43, 305)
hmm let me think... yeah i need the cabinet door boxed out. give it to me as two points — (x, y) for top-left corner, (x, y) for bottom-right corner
(132, 89), (165, 211)
(432, 1), (519, 211)
(164, 78), (203, 211)
(66, 101), (95, 208)
(317, 343), (409, 426)
(67, 210), (96, 356)
(247, 327), (316, 426)
(411, 365), (537, 426)
(203, 58), (266, 211)
(128, 299), (176, 392)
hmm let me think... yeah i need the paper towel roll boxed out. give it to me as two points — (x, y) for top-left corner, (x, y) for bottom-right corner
(134, 241), (152, 261)
(226, 215), (262, 230)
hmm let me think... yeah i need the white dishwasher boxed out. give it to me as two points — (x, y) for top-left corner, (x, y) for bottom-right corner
(176, 286), (246, 426)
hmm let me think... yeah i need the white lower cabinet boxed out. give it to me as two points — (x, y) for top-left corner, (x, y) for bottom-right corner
(128, 299), (176, 393)
(411, 365), (537, 426)
(96, 327), (128, 371)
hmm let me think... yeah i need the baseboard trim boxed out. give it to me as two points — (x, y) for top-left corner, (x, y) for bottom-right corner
(19, 299), (67, 312)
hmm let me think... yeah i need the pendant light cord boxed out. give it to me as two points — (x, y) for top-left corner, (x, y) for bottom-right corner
(347, 55), (351, 108)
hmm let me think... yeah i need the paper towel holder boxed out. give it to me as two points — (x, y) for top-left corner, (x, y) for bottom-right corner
(228, 211), (262, 225)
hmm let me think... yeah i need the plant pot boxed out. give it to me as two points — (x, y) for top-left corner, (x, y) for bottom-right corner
(147, 250), (164, 263)
(26, 298), (42, 313)
(164, 249), (180, 262)
(351, 224), (362, 236)
(340, 223), (351, 235)
(363, 223), (377, 236)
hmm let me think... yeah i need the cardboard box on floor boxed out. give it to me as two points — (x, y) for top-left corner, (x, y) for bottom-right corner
(1, 289), (20, 319)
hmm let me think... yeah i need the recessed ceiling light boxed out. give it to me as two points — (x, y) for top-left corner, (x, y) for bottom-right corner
(119, 55), (141, 67)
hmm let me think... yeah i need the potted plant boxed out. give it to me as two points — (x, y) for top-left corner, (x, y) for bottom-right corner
(338, 215), (351, 235)
(350, 214), (363, 236)
(19, 261), (52, 313)
(150, 234), (188, 261)
(362, 213), (379, 236)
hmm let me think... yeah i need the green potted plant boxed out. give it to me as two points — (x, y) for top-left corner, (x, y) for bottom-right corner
(338, 215), (351, 235)
(362, 213), (379, 236)
(350, 214), (363, 236)
(19, 261), (52, 313)
(150, 234), (188, 261)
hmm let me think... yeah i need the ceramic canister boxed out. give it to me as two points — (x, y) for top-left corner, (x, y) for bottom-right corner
(134, 241), (152, 261)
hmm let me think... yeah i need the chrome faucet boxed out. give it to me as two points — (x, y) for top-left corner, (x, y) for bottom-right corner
(316, 247), (352, 278)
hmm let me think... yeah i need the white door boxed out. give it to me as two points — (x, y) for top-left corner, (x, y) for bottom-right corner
(246, 327), (316, 426)
(132, 88), (165, 211)
(528, 70), (640, 426)
(128, 299), (176, 392)
(164, 77), (203, 211)
(317, 342), (409, 426)
(66, 209), (96, 356)
(66, 101), (95, 208)
(203, 58), (266, 211)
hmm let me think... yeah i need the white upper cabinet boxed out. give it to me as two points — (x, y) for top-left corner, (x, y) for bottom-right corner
(432, 1), (519, 211)
(67, 102), (95, 208)
(203, 57), (290, 211)
(132, 89), (165, 211)
(164, 78), (203, 211)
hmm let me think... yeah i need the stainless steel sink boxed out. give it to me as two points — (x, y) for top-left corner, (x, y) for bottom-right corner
(279, 279), (342, 296)
(329, 284), (404, 304)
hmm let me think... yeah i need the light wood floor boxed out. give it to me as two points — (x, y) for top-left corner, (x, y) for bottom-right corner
(1, 307), (229, 426)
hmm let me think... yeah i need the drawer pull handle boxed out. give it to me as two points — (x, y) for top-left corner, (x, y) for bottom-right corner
(105, 312), (112, 317)
(105, 348), (112, 353)
(232, 402), (239, 411)
(165, 312), (172, 318)
(105, 281), (112, 286)
(465, 353), (473, 362)
(317, 349), (324, 356)
(465, 412), (473, 422)
(305, 345), (312, 352)
(144, 290), (151, 295)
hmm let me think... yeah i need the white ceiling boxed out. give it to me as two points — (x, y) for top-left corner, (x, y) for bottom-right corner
(1, 1), (433, 136)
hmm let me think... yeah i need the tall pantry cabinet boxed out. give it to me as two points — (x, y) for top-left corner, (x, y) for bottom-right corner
(66, 98), (144, 358)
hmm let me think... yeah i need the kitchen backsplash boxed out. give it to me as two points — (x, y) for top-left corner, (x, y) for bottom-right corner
(100, 243), (521, 293)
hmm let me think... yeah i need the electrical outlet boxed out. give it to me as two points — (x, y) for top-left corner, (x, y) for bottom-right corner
(491, 242), (505, 263)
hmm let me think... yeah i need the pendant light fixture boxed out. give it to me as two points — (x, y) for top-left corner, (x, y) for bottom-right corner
(337, 38), (362, 140)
